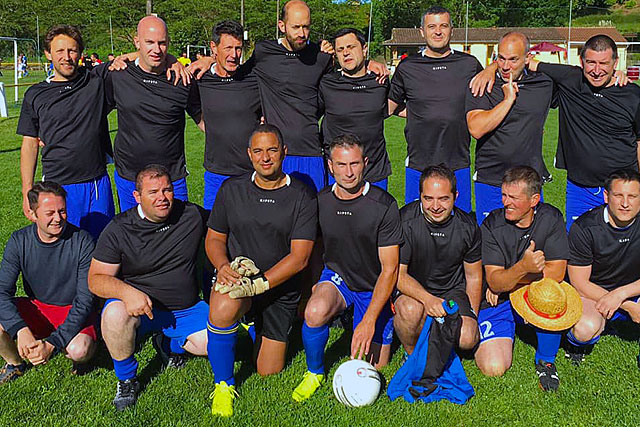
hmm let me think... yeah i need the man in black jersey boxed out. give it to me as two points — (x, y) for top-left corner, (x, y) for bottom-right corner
(198, 20), (261, 210)
(320, 28), (391, 190)
(205, 124), (317, 417)
(476, 166), (570, 391)
(466, 32), (554, 224)
(292, 134), (402, 402)
(107, 16), (202, 212)
(565, 169), (640, 364)
(388, 5), (483, 209)
(0, 182), (97, 383)
(18, 25), (115, 239)
(88, 165), (209, 411)
(394, 165), (482, 355)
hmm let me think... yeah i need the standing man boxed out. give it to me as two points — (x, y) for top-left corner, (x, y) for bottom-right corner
(394, 165), (482, 355)
(18, 25), (115, 239)
(466, 32), (554, 224)
(388, 5), (483, 209)
(88, 165), (209, 411)
(319, 28), (392, 189)
(198, 20), (261, 209)
(0, 182), (97, 382)
(292, 134), (402, 402)
(565, 169), (640, 364)
(107, 16), (202, 211)
(475, 166), (569, 391)
(205, 124), (317, 417)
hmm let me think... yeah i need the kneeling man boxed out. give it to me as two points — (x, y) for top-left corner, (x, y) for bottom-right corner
(89, 165), (209, 410)
(293, 134), (403, 402)
(0, 182), (97, 382)
(394, 165), (482, 356)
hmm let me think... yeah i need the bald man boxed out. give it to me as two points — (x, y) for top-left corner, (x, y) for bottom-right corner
(465, 32), (555, 223)
(106, 16), (203, 212)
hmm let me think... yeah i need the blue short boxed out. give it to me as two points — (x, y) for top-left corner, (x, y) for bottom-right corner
(282, 155), (326, 192)
(319, 267), (394, 345)
(477, 300), (516, 344)
(475, 182), (544, 225)
(62, 172), (115, 239)
(405, 166), (471, 213)
(328, 175), (388, 191)
(114, 169), (189, 213)
(203, 170), (232, 210)
(566, 180), (605, 231)
(103, 299), (209, 348)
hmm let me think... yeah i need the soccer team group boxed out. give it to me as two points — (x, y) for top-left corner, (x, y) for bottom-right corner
(1, 0), (640, 417)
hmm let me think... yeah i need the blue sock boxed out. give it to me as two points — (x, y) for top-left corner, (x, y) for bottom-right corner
(207, 321), (238, 385)
(567, 330), (600, 346)
(113, 355), (138, 381)
(535, 330), (562, 364)
(302, 322), (329, 375)
(170, 338), (186, 354)
(246, 324), (256, 342)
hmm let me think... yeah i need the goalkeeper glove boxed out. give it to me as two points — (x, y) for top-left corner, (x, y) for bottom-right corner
(230, 256), (260, 277)
(228, 274), (270, 299)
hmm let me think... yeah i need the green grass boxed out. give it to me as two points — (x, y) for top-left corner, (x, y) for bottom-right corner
(0, 76), (638, 426)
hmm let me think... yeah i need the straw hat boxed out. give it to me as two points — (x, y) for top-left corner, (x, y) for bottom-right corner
(510, 278), (582, 331)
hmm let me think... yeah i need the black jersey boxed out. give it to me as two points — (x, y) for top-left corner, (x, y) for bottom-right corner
(319, 71), (391, 182)
(17, 66), (111, 185)
(400, 202), (481, 296)
(569, 205), (640, 291)
(105, 63), (202, 181)
(538, 63), (640, 187)
(93, 200), (207, 311)
(207, 173), (317, 277)
(318, 183), (403, 292)
(389, 50), (484, 171)
(465, 71), (555, 186)
(480, 202), (569, 309)
(198, 63), (260, 176)
(251, 40), (333, 157)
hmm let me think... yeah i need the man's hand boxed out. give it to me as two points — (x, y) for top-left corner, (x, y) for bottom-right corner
(502, 73), (519, 103)
(615, 69), (629, 86)
(225, 275), (270, 299)
(25, 340), (55, 365)
(623, 301), (640, 323)
(596, 289), (626, 319)
(16, 327), (37, 360)
(520, 241), (545, 274)
(122, 286), (154, 319)
(22, 195), (33, 222)
(470, 62), (497, 97)
(230, 256), (260, 277)
(421, 294), (446, 317)
(486, 288), (499, 307)
(216, 263), (242, 289)
(109, 54), (131, 71)
(351, 317), (375, 360)
(167, 59), (191, 86)
(188, 56), (215, 80)
(320, 39), (334, 55)
(366, 60), (390, 84)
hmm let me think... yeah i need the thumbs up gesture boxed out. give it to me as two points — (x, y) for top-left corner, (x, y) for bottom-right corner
(521, 240), (545, 273)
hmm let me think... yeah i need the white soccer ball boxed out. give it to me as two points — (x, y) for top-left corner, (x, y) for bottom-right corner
(332, 359), (381, 407)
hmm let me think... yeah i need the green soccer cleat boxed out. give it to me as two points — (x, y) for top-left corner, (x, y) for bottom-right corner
(292, 371), (325, 402)
(209, 381), (238, 417)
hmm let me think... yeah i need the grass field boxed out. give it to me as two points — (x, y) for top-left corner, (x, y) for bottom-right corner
(0, 71), (638, 426)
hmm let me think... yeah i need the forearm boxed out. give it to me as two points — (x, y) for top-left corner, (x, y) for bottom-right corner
(572, 278), (608, 301)
(88, 274), (134, 300)
(205, 237), (231, 271)
(47, 290), (94, 349)
(263, 249), (311, 289)
(466, 277), (483, 314)
(363, 267), (398, 323)
(20, 137), (39, 196)
(528, 59), (540, 72)
(467, 99), (514, 139)
(486, 262), (527, 293)
(397, 270), (433, 304)
(615, 279), (640, 309)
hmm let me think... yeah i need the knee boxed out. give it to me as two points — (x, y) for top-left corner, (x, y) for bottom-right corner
(66, 337), (96, 362)
(101, 302), (135, 334)
(572, 316), (604, 342)
(394, 297), (424, 327)
(459, 326), (480, 351)
(208, 295), (243, 327)
(185, 330), (208, 356)
(476, 356), (511, 377)
(304, 299), (333, 327)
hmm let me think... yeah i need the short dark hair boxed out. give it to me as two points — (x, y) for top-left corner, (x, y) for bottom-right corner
(502, 166), (542, 197)
(328, 134), (365, 159)
(212, 20), (244, 44)
(108, 53), (115, 57)
(91, 52), (99, 59)
(250, 123), (285, 148)
(135, 164), (172, 192)
(604, 169), (640, 192)
(44, 25), (84, 54)
(419, 164), (457, 195)
(581, 34), (618, 61)
(422, 5), (451, 26)
(333, 28), (366, 47)
(28, 181), (67, 211)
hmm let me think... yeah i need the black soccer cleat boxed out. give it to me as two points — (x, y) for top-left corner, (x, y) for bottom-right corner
(0, 362), (27, 384)
(113, 377), (140, 411)
(152, 333), (187, 369)
(536, 361), (560, 392)
(564, 343), (591, 366)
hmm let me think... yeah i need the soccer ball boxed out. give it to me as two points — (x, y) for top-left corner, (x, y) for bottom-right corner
(332, 359), (381, 407)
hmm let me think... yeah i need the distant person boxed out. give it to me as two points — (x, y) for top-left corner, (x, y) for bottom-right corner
(177, 50), (191, 66)
(107, 53), (115, 62)
(90, 53), (102, 66)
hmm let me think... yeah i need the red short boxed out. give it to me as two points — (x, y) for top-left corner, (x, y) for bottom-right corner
(15, 298), (98, 343)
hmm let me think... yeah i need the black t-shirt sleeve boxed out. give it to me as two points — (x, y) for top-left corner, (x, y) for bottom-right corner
(474, 58), (484, 74)
(378, 201), (403, 247)
(465, 86), (491, 114)
(186, 81), (202, 123)
(16, 90), (39, 137)
(399, 221), (413, 265)
(318, 84), (326, 116)
(388, 67), (406, 104)
(207, 184), (229, 234)
(464, 224), (482, 263)
(537, 62), (579, 86)
(542, 214), (570, 261)
(93, 222), (124, 264)
(568, 222), (594, 266)
(291, 189), (318, 241)
(634, 100), (640, 140)
(481, 223), (505, 267)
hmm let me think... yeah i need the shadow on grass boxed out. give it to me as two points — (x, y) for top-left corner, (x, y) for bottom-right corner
(0, 146), (20, 153)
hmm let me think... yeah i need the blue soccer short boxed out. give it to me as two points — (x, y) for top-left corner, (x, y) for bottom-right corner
(103, 299), (209, 348)
(62, 172), (115, 239)
(319, 267), (394, 345)
(405, 166), (472, 212)
(114, 169), (189, 213)
(282, 155), (326, 192)
(477, 300), (516, 344)
(475, 182), (544, 225)
(566, 180), (605, 231)
(203, 170), (232, 210)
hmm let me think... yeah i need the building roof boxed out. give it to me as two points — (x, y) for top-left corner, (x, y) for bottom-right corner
(383, 27), (628, 46)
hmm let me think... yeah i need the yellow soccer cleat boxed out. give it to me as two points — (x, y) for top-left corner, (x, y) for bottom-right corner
(292, 371), (325, 403)
(210, 381), (238, 417)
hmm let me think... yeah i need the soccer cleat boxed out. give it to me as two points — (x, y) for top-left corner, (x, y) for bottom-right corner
(564, 343), (591, 366)
(535, 361), (560, 392)
(152, 333), (187, 369)
(209, 381), (238, 417)
(292, 371), (325, 402)
(0, 362), (27, 384)
(113, 378), (140, 411)
(71, 362), (91, 376)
